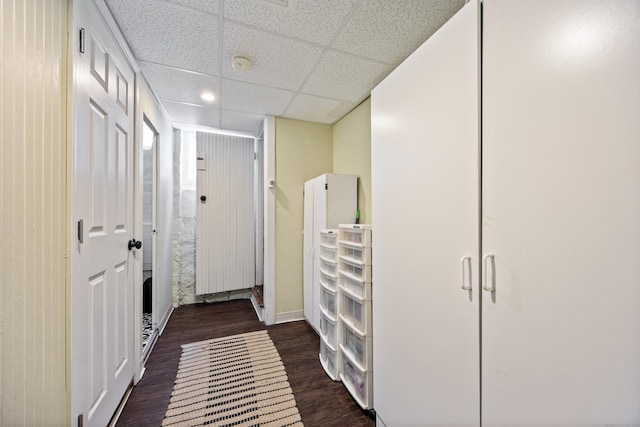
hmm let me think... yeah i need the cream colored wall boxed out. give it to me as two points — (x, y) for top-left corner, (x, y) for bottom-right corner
(333, 98), (372, 224)
(274, 118), (333, 315)
(0, 0), (69, 424)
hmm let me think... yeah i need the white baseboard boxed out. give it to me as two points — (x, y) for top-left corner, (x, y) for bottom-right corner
(158, 305), (174, 336)
(250, 294), (264, 322)
(274, 310), (305, 324)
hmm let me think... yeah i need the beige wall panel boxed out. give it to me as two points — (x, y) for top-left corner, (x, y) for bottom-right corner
(0, 0), (69, 425)
(274, 118), (332, 314)
(333, 98), (372, 224)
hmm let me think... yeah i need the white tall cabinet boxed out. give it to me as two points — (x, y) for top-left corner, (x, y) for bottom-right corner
(303, 173), (357, 331)
(371, 0), (640, 426)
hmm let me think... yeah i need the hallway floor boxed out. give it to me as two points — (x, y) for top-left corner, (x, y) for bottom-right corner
(115, 300), (375, 427)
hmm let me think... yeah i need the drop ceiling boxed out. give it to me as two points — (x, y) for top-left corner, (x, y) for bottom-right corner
(105, 0), (465, 135)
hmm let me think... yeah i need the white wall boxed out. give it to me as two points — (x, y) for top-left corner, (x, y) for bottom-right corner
(0, 0), (69, 424)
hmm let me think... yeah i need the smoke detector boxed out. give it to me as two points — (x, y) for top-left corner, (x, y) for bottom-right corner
(231, 55), (253, 71)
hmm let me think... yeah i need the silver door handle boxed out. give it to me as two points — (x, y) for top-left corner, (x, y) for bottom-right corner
(461, 256), (472, 291)
(483, 254), (495, 292)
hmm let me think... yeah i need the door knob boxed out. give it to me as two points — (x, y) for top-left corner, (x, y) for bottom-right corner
(200, 195), (207, 202)
(128, 239), (142, 251)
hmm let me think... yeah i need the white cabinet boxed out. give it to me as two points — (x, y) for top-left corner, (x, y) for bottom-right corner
(371, 1), (480, 425)
(303, 174), (357, 332)
(371, 0), (640, 425)
(337, 224), (373, 410)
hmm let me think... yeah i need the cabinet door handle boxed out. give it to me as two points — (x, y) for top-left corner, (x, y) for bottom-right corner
(483, 254), (496, 292)
(461, 256), (472, 291)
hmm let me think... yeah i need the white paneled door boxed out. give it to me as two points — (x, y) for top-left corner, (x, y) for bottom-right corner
(371, 1), (480, 425)
(482, 0), (640, 424)
(71, 1), (135, 426)
(196, 133), (256, 295)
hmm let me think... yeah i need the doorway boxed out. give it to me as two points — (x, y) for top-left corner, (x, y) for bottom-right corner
(142, 118), (158, 355)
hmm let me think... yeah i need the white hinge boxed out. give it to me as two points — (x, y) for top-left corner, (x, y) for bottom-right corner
(254, 152), (257, 159)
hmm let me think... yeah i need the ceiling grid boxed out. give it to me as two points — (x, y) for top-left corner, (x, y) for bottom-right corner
(105, 0), (465, 134)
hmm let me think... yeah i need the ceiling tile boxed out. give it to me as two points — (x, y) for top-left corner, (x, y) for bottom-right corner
(284, 94), (354, 124)
(106, 0), (219, 74)
(224, 0), (357, 46)
(140, 61), (219, 105)
(220, 110), (265, 135)
(301, 50), (392, 103)
(221, 79), (294, 116)
(164, 0), (218, 14)
(333, 0), (465, 65)
(162, 99), (221, 128)
(222, 22), (322, 91)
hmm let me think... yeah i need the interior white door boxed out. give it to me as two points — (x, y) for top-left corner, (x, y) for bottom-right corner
(371, 1), (480, 425)
(482, 0), (640, 424)
(196, 132), (256, 294)
(71, 1), (135, 426)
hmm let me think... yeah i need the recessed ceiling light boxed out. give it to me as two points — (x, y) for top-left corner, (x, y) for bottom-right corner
(231, 55), (253, 71)
(201, 92), (216, 102)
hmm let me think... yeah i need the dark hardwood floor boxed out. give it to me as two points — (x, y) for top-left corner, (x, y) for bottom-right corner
(115, 300), (374, 427)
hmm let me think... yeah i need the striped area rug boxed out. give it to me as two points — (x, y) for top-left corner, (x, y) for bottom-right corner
(162, 330), (304, 427)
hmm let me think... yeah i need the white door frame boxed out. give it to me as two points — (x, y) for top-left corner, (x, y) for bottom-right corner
(262, 116), (276, 325)
(141, 116), (160, 357)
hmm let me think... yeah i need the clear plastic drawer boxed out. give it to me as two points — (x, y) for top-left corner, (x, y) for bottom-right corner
(319, 243), (338, 261)
(319, 308), (337, 346)
(338, 225), (372, 246)
(320, 257), (338, 276)
(339, 241), (372, 264)
(340, 355), (373, 409)
(340, 288), (371, 335)
(320, 338), (339, 381)
(319, 229), (338, 246)
(339, 271), (371, 299)
(340, 321), (372, 369)
(319, 282), (337, 317)
(320, 269), (338, 290)
(338, 257), (372, 282)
